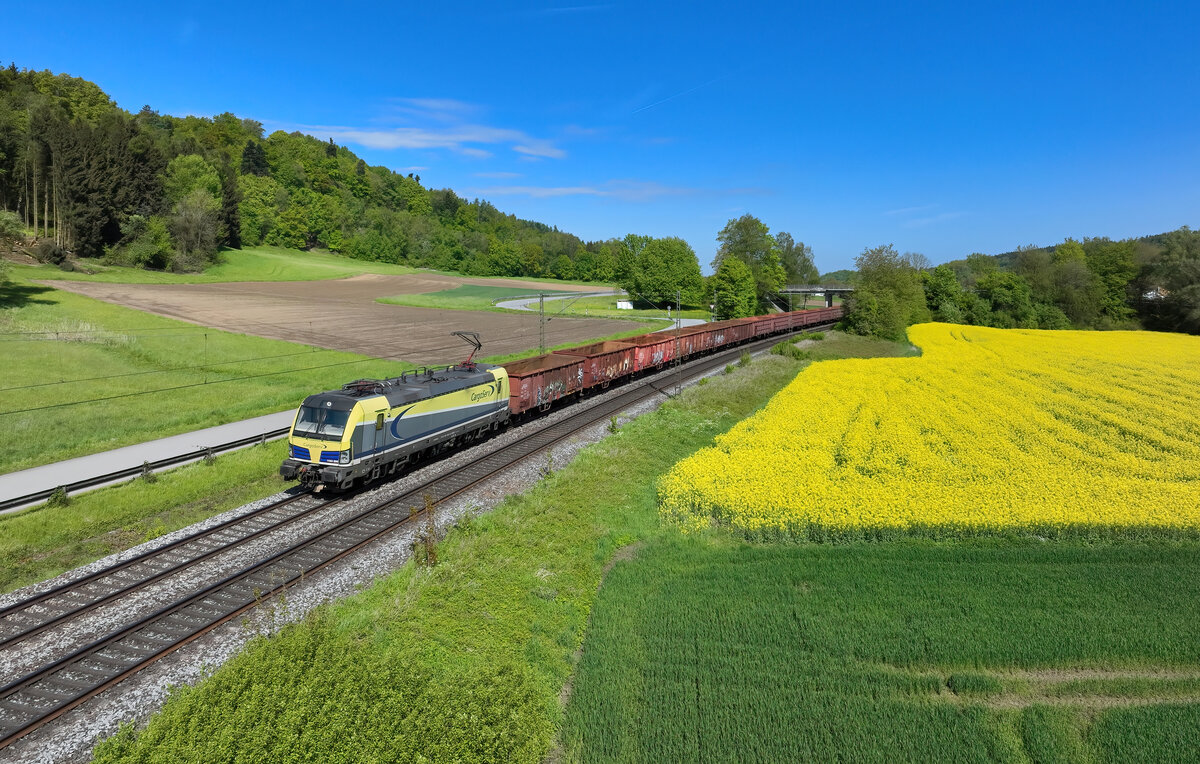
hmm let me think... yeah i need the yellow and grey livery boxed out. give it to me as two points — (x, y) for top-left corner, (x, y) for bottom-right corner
(280, 362), (509, 490)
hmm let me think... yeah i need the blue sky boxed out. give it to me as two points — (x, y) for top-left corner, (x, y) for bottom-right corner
(6, 1), (1199, 272)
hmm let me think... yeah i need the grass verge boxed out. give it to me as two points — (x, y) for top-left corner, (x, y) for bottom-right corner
(91, 353), (810, 762)
(377, 284), (574, 311)
(0, 444), (287, 594)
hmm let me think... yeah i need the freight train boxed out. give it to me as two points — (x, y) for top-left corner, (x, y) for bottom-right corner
(280, 307), (842, 490)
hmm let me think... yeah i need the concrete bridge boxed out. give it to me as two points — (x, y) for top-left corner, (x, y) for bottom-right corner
(780, 284), (855, 309)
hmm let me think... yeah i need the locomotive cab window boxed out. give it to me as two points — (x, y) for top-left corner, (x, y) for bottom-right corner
(292, 406), (351, 440)
(376, 413), (385, 430)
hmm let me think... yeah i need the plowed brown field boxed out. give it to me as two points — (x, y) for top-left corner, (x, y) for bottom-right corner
(46, 274), (649, 364)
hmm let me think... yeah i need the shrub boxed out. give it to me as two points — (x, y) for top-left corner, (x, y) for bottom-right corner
(0, 210), (23, 242)
(33, 240), (67, 266)
(770, 341), (811, 361)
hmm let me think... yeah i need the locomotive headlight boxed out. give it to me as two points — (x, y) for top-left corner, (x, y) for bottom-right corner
(339, 449), (351, 465)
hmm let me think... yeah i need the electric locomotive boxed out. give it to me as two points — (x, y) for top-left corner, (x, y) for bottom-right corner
(279, 333), (508, 490)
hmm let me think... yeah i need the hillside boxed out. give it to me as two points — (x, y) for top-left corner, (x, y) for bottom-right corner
(0, 64), (623, 281)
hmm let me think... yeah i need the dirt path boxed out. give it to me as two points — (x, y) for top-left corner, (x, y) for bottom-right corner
(45, 274), (648, 364)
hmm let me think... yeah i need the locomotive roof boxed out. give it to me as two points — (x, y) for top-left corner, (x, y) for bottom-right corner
(303, 363), (500, 411)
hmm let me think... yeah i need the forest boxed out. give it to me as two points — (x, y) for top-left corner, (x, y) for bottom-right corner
(0, 65), (633, 280)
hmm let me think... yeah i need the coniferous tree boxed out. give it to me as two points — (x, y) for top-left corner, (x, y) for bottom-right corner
(239, 140), (270, 177)
(218, 159), (241, 248)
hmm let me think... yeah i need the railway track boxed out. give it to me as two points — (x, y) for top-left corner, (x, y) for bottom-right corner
(0, 326), (832, 751)
(0, 491), (334, 652)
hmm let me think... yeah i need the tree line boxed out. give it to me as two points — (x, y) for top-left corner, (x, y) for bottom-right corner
(843, 228), (1200, 337)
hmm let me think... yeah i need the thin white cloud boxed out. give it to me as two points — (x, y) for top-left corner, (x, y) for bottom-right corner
(904, 211), (966, 228)
(885, 204), (938, 216)
(482, 185), (605, 199)
(473, 179), (746, 202)
(292, 98), (568, 160)
(401, 98), (475, 114)
(514, 141), (567, 159)
(375, 98), (478, 124)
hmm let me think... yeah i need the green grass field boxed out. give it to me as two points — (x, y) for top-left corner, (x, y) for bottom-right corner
(547, 295), (710, 321)
(783, 329), (921, 359)
(377, 284), (575, 311)
(379, 290), (714, 321)
(560, 536), (1200, 762)
(9, 246), (426, 284)
(10, 245), (614, 288)
(0, 277), (410, 473)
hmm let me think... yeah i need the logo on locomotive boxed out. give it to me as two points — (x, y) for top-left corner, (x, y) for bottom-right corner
(470, 383), (497, 402)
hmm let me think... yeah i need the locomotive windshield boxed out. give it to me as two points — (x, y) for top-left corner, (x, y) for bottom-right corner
(293, 406), (351, 441)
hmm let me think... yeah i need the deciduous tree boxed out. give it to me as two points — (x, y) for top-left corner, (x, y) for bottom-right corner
(710, 256), (756, 318)
(627, 237), (703, 305)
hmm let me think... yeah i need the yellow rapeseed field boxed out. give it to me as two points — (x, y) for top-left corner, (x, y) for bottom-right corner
(660, 324), (1200, 536)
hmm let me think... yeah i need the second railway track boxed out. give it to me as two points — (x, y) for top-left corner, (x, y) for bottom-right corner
(0, 326), (833, 751)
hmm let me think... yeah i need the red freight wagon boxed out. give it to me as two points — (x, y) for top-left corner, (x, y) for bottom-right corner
(785, 310), (812, 330)
(747, 315), (775, 337)
(705, 319), (754, 350)
(554, 340), (636, 388)
(504, 353), (586, 415)
(620, 332), (678, 372)
(775, 312), (804, 333)
(799, 307), (842, 326)
(671, 323), (717, 357)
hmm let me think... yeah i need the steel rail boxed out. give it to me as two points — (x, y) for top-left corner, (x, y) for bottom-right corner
(0, 322), (836, 750)
(0, 492), (336, 650)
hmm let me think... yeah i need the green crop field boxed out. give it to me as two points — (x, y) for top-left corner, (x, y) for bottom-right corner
(561, 536), (1200, 762)
(377, 283), (575, 311)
